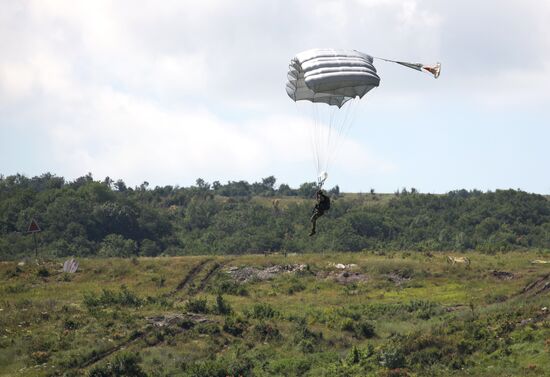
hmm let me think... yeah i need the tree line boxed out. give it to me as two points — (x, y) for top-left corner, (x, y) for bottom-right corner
(1, 173), (549, 259)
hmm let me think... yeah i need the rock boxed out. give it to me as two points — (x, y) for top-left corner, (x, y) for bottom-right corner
(328, 263), (357, 270)
(226, 264), (308, 283)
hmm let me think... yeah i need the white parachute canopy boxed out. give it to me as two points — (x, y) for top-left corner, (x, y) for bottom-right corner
(286, 48), (440, 188)
(286, 49), (381, 108)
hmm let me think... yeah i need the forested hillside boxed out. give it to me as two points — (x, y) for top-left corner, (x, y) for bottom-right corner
(1, 173), (549, 259)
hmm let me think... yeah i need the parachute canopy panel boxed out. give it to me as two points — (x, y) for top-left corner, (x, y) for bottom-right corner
(286, 49), (380, 108)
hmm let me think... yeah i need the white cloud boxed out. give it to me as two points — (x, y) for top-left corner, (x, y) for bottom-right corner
(45, 83), (389, 187)
(1, 0), (549, 191)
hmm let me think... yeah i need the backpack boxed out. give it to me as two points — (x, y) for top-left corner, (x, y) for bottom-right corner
(319, 195), (331, 211)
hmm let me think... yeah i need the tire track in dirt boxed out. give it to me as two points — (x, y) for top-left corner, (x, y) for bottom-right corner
(196, 259), (232, 293)
(170, 258), (212, 295)
(75, 330), (146, 370)
(64, 259), (213, 374)
(518, 273), (550, 297)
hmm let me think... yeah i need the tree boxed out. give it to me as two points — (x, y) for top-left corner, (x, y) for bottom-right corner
(114, 179), (127, 192)
(298, 182), (317, 198)
(277, 183), (294, 196)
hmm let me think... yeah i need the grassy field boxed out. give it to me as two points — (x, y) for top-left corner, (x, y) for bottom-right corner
(1, 251), (549, 376)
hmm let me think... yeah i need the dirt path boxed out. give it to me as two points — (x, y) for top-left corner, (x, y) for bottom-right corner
(170, 258), (212, 295)
(197, 260), (231, 292)
(65, 259), (213, 374)
(76, 330), (146, 370)
(519, 273), (550, 297)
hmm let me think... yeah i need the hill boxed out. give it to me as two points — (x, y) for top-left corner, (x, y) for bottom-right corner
(1, 251), (549, 376)
(1, 173), (550, 259)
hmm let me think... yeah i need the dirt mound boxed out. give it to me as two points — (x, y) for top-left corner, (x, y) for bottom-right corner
(491, 270), (515, 280)
(332, 271), (368, 284)
(384, 271), (412, 286)
(226, 264), (308, 283)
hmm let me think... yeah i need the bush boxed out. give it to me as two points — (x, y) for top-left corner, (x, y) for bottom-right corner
(253, 322), (281, 342)
(246, 303), (278, 320)
(266, 356), (312, 376)
(355, 320), (376, 339)
(185, 297), (208, 314)
(180, 355), (253, 377)
(31, 351), (50, 364)
(223, 316), (248, 337)
(380, 345), (406, 369)
(209, 276), (248, 296)
(63, 318), (79, 330)
(37, 266), (49, 277)
(285, 278), (306, 295)
(195, 323), (220, 335)
(83, 286), (143, 309)
(341, 318), (355, 332)
(212, 294), (231, 315)
(88, 353), (146, 377)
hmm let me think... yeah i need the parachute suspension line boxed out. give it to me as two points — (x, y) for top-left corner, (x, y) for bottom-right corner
(325, 98), (358, 176)
(295, 101), (323, 184)
(311, 102), (322, 179)
(324, 105), (337, 178)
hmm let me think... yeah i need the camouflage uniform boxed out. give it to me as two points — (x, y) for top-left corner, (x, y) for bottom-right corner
(310, 191), (330, 236)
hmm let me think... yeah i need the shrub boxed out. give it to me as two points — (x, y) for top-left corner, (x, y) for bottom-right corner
(293, 319), (322, 343)
(380, 345), (406, 369)
(212, 294), (231, 315)
(31, 351), (50, 364)
(83, 286), (143, 309)
(37, 266), (49, 277)
(88, 352), (147, 377)
(341, 318), (355, 332)
(151, 275), (166, 287)
(298, 339), (315, 353)
(63, 318), (79, 330)
(266, 356), (312, 376)
(185, 297), (208, 314)
(180, 356), (253, 377)
(253, 322), (281, 342)
(211, 278), (248, 296)
(223, 316), (248, 337)
(195, 323), (220, 335)
(285, 279), (306, 295)
(246, 303), (278, 320)
(355, 320), (376, 339)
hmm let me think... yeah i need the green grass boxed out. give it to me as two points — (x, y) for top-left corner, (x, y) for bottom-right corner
(0, 251), (549, 376)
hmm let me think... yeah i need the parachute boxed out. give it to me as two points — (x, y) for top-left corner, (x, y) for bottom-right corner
(286, 48), (440, 188)
(286, 49), (381, 108)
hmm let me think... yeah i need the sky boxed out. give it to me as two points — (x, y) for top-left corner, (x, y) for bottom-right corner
(1, 0), (549, 194)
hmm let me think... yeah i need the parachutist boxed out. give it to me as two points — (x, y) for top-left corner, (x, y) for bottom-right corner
(309, 190), (330, 236)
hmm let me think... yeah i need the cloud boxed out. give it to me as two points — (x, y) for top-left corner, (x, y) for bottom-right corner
(1, 0), (549, 191)
(44, 83), (391, 187)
